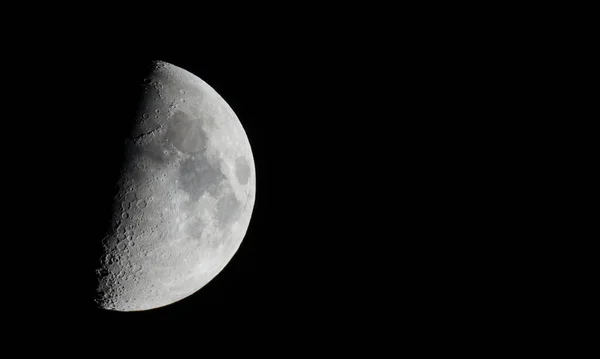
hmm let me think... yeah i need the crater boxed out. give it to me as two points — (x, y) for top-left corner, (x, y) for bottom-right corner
(235, 156), (250, 185)
(121, 201), (131, 212)
(116, 225), (126, 235)
(136, 199), (147, 209)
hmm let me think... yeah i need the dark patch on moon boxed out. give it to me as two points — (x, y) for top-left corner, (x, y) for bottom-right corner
(184, 217), (206, 240)
(235, 156), (250, 185)
(142, 140), (170, 165)
(215, 191), (242, 228)
(127, 165), (149, 185)
(166, 110), (207, 153)
(178, 155), (225, 201)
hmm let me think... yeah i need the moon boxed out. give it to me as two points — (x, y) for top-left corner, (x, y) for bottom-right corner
(94, 60), (256, 311)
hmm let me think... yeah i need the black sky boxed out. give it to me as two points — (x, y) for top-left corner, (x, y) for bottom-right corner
(4, 35), (462, 338)
(0, 7), (550, 349)
(3, 32), (434, 334)
(6, 50), (384, 325)
(6, 14), (503, 327)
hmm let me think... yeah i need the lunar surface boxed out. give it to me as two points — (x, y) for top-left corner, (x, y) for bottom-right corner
(94, 61), (255, 311)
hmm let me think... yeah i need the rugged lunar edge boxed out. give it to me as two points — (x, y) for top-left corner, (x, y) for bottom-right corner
(94, 61), (256, 311)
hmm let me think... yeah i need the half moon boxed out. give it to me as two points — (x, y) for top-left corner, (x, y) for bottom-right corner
(94, 60), (256, 311)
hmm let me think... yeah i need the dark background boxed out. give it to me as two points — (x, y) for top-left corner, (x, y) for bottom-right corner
(5, 43), (462, 330)
(84, 56), (349, 323)
(0, 6), (568, 350)
(2, 18), (532, 341)
(6, 49), (398, 329)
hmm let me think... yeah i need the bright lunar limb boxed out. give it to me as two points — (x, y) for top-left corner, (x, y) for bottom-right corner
(94, 60), (256, 311)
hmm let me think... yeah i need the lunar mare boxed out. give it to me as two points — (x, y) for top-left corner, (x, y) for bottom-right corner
(95, 61), (255, 311)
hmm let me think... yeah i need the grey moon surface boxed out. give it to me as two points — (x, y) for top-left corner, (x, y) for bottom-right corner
(95, 61), (256, 311)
